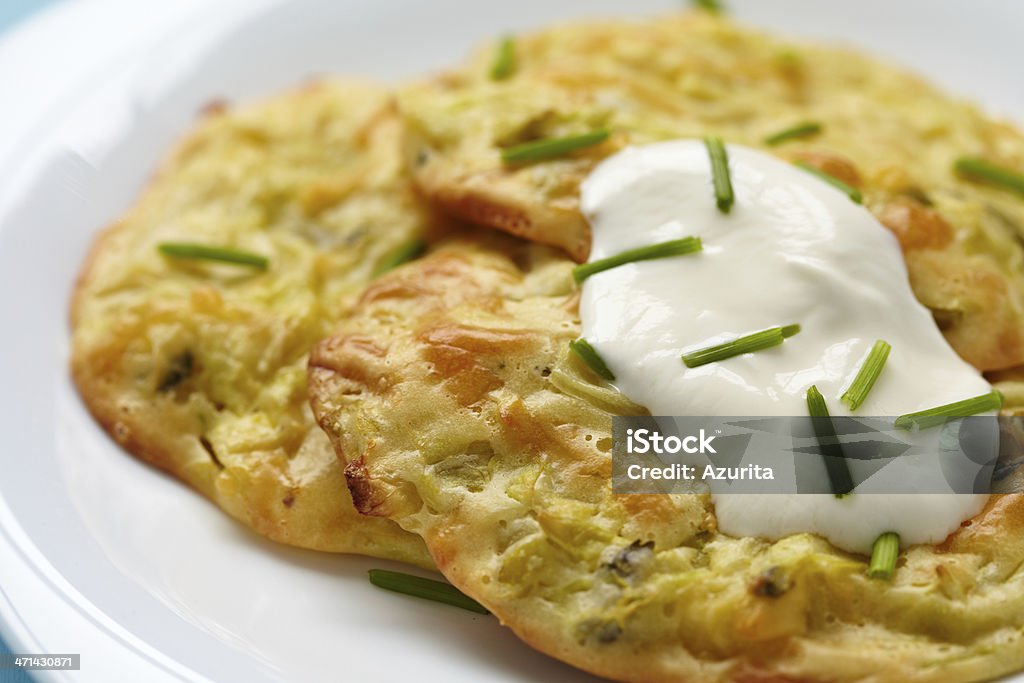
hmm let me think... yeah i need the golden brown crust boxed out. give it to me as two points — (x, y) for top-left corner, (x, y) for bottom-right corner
(877, 198), (955, 252)
(71, 80), (437, 565)
(309, 237), (1024, 683)
(409, 141), (599, 261)
(398, 13), (1024, 371)
(906, 249), (1024, 371)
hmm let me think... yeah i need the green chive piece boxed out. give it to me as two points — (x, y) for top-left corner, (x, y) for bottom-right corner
(841, 340), (891, 411)
(867, 532), (900, 580)
(490, 35), (516, 80)
(375, 240), (427, 276)
(894, 390), (1003, 430)
(158, 243), (268, 270)
(954, 157), (1024, 196)
(764, 121), (823, 146)
(794, 160), (863, 204)
(569, 338), (616, 381)
(368, 569), (489, 615)
(681, 324), (800, 368)
(692, 0), (725, 13)
(806, 385), (855, 497)
(705, 136), (734, 213)
(501, 129), (610, 164)
(572, 237), (702, 284)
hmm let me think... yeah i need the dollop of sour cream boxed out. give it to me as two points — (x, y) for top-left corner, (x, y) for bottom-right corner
(579, 140), (992, 554)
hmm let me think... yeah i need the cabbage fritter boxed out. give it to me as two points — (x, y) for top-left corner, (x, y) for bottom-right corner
(71, 80), (438, 565)
(310, 237), (1024, 682)
(399, 13), (1024, 372)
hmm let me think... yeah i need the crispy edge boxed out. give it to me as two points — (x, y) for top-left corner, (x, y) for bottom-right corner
(406, 126), (594, 262)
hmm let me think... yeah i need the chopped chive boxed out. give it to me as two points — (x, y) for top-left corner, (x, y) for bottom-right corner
(867, 532), (900, 580)
(501, 129), (610, 164)
(954, 157), (1024, 196)
(490, 35), (516, 80)
(681, 324), (800, 368)
(368, 569), (489, 614)
(569, 338), (616, 381)
(794, 160), (863, 204)
(572, 237), (702, 284)
(157, 242), (268, 270)
(764, 121), (822, 146)
(375, 240), (427, 276)
(806, 385), (855, 497)
(894, 390), (1003, 430)
(841, 340), (891, 411)
(692, 0), (725, 13)
(705, 136), (734, 213)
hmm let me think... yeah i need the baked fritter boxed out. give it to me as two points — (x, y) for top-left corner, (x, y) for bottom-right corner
(72, 80), (436, 565)
(399, 13), (1024, 372)
(310, 237), (1024, 682)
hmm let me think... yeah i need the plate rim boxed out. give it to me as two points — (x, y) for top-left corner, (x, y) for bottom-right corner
(2, 1), (1023, 681)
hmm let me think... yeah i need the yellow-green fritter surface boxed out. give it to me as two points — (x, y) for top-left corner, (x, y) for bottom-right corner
(310, 236), (1024, 682)
(72, 80), (437, 565)
(400, 13), (1024, 373)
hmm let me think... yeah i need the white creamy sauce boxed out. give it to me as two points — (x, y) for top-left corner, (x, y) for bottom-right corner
(579, 140), (993, 554)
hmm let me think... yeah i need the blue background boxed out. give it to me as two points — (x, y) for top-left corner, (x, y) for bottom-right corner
(0, 6), (63, 681)
(0, 0), (60, 31)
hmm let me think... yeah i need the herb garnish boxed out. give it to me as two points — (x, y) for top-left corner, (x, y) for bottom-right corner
(490, 35), (516, 80)
(794, 160), (863, 204)
(569, 339), (616, 381)
(705, 136), (734, 213)
(368, 569), (489, 614)
(501, 130), (610, 164)
(692, 0), (725, 13)
(764, 121), (822, 146)
(375, 240), (427, 276)
(806, 385), (855, 497)
(954, 157), (1024, 196)
(572, 237), (702, 284)
(867, 532), (900, 580)
(681, 324), (800, 368)
(158, 243), (268, 270)
(894, 390), (1003, 430)
(840, 340), (891, 411)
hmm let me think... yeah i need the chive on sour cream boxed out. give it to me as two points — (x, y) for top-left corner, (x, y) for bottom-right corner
(578, 140), (993, 555)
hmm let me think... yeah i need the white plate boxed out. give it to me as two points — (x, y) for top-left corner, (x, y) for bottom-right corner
(1, 1), (1022, 681)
